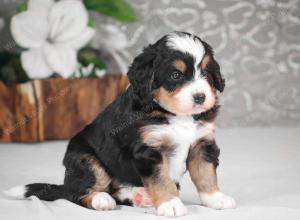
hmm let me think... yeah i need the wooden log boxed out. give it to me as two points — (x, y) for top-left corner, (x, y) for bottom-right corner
(0, 75), (128, 142)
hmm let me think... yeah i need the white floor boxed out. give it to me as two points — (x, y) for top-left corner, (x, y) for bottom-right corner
(1, 127), (300, 220)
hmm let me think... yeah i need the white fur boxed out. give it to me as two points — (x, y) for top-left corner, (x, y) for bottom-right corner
(91, 192), (117, 211)
(167, 117), (214, 181)
(115, 185), (134, 201)
(144, 117), (215, 182)
(157, 197), (187, 217)
(3, 185), (26, 199)
(167, 33), (205, 65)
(174, 74), (216, 115)
(199, 191), (236, 209)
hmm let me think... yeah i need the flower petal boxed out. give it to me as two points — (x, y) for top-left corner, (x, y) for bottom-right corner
(21, 48), (52, 79)
(64, 27), (95, 50)
(28, 0), (55, 12)
(43, 43), (78, 78)
(10, 11), (49, 48)
(48, 0), (88, 42)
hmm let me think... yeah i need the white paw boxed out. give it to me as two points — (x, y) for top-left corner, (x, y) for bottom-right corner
(199, 191), (236, 210)
(91, 192), (117, 211)
(157, 197), (187, 218)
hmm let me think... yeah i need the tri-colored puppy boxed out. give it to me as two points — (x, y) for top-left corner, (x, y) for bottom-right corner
(6, 32), (236, 217)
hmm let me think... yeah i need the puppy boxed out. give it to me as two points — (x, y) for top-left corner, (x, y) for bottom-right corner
(5, 32), (236, 217)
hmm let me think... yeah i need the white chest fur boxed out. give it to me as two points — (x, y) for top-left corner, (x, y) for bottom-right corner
(166, 116), (214, 181)
(140, 116), (215, 182)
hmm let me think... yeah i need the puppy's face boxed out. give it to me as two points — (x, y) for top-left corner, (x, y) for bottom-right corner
(128, 32), (225, 115)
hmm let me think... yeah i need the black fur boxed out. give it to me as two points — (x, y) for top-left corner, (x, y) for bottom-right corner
(193, 104), (220, 122)
(25, 184), (64, 201)
(201, 143), (220, 167)
(187, 140), (220, 167)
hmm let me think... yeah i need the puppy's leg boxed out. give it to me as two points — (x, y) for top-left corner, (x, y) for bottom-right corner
(133, 145), (187, 217)
(64, 154), (116, 210)
(187, 140), (236, 209)
(144, 162), (187, 217)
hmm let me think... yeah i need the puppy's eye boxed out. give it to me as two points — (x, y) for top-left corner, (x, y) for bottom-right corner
(171, 71), (183, 80)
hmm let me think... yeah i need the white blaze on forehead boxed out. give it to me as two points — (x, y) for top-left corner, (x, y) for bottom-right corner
(166, 33), (205, 65)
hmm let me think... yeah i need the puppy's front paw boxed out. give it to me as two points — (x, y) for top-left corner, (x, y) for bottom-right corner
(157, 197), (187, 218)
(199, 191), (236, 210)
(91, 192), (117, 211)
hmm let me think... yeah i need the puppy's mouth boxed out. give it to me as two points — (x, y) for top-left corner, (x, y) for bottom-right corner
(193, 104), (208, 111)
(182, 105), (208, 115)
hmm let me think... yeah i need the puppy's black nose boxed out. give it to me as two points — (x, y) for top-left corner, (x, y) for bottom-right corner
(193, 93), (206, 104)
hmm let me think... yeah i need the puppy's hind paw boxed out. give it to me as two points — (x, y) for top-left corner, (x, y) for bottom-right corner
(132, 187), (153, 207)
(91, 192), (116, 211)
(199, 191), (236, 210)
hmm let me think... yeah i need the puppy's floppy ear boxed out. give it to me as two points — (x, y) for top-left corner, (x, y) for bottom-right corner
(207, 58), (225, 92)
(127, 46), (157, 107)
(201, 41), (225, 92)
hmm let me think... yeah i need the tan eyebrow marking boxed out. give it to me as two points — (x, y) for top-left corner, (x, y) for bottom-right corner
(200, 54), (211, 70)
(174, 60), (187, 73)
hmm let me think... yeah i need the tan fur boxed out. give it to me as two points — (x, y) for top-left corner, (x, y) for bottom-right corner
(81, 191), (98, 208)
(143, 157), (178, 207)
(187, 144), (219, 193)
(79, 155), (112, 207)
(174, 59), (187, 73)
(153, 86), (185, 113)
(145, 110), (171, 118)
(199, 54), (217, 94)
(140, 124), (173, 148)
(200, 54), (211, 70)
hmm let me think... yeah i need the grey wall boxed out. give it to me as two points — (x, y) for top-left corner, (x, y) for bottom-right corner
(1, 0), (300, 127)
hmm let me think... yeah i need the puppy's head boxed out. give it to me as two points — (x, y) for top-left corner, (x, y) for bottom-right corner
(127, 31), (225, 115)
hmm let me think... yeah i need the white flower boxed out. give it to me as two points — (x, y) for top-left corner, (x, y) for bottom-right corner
(73, 63), (106, 78)
(10, 0), (95, 78)
(95, 68), (106, 78)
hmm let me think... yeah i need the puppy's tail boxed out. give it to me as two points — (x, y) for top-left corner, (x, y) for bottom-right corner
(4, 183), (65, 201)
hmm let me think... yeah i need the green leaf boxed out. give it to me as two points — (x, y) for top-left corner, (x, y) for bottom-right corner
(78, 48), (106, 70)
(16, 3), (28, 13)
(0, 51), (29, 84)
(88, 19), (96, 28)
(84, 0), (137, 23)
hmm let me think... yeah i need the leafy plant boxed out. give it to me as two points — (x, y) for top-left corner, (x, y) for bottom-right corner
(84, 0), (137, 23)
(0, 52), (29, 84)
(76, 48), (106, 78)
(78, 48), (106, 70)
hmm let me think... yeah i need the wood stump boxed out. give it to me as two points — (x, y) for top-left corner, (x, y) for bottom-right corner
(0, 75), (128, 142)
